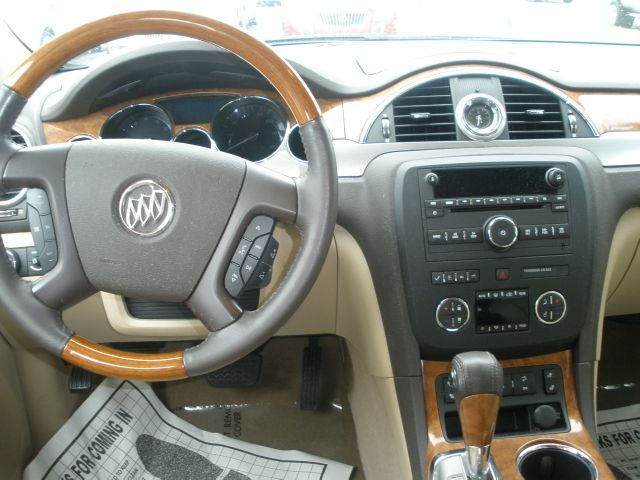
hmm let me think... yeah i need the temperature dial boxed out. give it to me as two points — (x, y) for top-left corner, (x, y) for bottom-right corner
(436, 297), (470, 332)
(484, 215), (518, 250)
(535, 291), (567, 324)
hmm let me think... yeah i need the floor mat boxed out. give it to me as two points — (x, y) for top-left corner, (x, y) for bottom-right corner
(154, 337), (364, 479)
(598, 403), (640, 479)
(24, 377), (353, 480)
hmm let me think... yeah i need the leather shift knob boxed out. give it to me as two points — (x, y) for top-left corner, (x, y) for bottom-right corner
(451, 351), (503, 401)
(451, 351), (503, 449)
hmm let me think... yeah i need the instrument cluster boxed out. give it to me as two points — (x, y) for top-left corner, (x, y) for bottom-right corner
(99, 95), (304, 162)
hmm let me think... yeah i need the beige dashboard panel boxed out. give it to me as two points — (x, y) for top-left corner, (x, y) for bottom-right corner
(605, 208), (640, 317)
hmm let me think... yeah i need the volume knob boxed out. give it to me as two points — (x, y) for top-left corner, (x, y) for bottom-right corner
(484, 215), (518, 250)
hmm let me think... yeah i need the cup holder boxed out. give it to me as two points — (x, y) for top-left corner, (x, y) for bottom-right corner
(517, 443), (597, 480)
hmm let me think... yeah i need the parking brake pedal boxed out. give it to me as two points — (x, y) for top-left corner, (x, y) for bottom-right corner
(207, 353), (263, 388)
(300, 337), (322, 411)
(69, 366), (92, 393)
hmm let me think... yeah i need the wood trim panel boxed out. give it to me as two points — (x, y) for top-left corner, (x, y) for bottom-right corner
(61, 335), (186, 381)
(42, 90), (343, 144)
(6, 10), (320, 124)
(423, 351), (614, 479)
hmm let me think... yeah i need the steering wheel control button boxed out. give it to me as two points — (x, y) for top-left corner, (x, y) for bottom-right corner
(232, 238), (252, 265)
(41, 215), (55, 241)
(118, 179), (174, 237)
(224, 263), (244, 298)
(39, 242), (58, 273)
(28, 206), (45, 253)
(5, 249), (19, 272)
(435, 297), (470, 332)
(484, 215), (518, 250)
(243, 215), (274, 241)
(263, 237), (279, 266)
(240, 255), (259, 283)
(535, 291), (567, 324)
(26, 247), (43, 275)
(26, 188), (50, 215)
(247, 262), (272, 290)
(249, 234), (270, 257)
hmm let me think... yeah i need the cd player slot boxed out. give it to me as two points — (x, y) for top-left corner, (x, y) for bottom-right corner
(450, 205), (544, 213)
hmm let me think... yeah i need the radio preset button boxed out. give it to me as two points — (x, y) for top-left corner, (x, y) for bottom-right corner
(552, 203), (568, 212)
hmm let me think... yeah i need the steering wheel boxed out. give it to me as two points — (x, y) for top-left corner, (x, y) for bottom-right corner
(0, 11), (337, 381)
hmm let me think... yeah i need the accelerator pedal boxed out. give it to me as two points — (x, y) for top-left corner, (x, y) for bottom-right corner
(300, 337), (322, 411)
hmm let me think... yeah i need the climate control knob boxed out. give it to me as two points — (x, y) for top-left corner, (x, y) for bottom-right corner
(435, 297), (470, 332)
(535, 291), (567, 324)
(484, 215), (518, 250)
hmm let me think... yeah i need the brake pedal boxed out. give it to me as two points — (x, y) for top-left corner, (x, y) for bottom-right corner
(69, 366), (92, 393)
(300, 337), (322, 411)
(206, 353), (263, 388)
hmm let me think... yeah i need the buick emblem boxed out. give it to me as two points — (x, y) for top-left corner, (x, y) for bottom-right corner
(118, 180), (174, 236)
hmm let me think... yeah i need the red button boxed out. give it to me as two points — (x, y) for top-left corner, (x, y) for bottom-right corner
(496, 269), (510, 281)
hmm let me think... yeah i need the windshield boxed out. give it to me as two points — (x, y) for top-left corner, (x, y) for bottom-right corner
(3, 0), (640, 58)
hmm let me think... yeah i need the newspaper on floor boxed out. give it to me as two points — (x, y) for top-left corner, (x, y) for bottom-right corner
(24, 377), (353, 480)
(598, 403), (640, 479)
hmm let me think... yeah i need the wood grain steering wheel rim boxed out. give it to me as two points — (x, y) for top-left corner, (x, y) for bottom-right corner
(0, 11), (337, 381)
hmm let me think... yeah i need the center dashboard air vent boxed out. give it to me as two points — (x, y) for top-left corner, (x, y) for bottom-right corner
(10, 129), (28, 147)
(392, 78), (456, 142)
(500, 78), (566, 140)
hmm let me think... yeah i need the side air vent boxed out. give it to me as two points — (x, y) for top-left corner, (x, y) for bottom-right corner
(501, 79), (566, 139)
(392, 78), (456, 142)
(10, 129), (28, 147)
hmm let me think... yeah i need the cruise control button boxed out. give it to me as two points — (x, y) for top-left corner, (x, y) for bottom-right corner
(39, 241), (58, 273)
(224, 263), (244, 298)
(27, 188), (50, 215)
(28, 206), (45, 254)
(41, 214), (55, 241)
(244, 216), (274, 241)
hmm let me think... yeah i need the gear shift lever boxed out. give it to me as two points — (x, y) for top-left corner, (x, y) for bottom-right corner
(450, 351), (503, 480)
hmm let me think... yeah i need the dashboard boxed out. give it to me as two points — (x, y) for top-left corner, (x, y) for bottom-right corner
(4, 36), (640, 480)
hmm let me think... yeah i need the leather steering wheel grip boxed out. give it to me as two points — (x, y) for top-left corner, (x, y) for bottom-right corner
(0, 11), (337, 381)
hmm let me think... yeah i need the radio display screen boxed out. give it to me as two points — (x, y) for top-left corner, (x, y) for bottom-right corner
(476, 295), (529, 329)
(432, 166), (555, 198)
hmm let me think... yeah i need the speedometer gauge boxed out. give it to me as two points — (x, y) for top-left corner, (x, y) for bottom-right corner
(455, 93), (506, 141)
(211, 97), (288, 162)
(100, 104), (173, 141)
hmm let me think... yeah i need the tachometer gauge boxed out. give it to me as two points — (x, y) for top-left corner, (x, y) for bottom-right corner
(455, 93), (506, 141)
(100, 104), (173, 141)
(211, 97), (288, 162)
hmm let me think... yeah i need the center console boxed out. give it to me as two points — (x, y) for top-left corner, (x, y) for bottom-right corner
(396, 155), (592, 358)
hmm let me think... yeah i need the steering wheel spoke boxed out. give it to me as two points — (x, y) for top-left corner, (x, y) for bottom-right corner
(2, 143), (95, 309)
